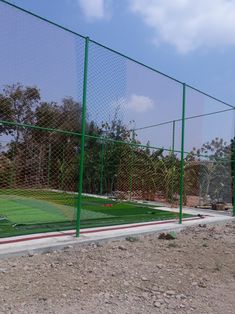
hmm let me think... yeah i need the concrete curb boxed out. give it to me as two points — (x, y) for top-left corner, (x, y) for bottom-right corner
(0, 210), (234, 259)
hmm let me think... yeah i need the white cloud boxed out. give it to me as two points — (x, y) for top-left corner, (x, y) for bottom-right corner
(78, 0), (111, 21)
(129, 0), (235, 53)
(125, 94), (154, 113)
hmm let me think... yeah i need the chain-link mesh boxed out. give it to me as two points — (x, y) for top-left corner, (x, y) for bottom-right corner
(0, 0), (234, 238)
(0, 0), (84, 237)
(184, 87), (234, 212)
(79, 40), (185, 228)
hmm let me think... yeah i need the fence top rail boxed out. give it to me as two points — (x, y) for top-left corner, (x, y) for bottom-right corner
(0, 0), (86, 39)
(0, 0), (234, 110)
(0, 119), (234, 160)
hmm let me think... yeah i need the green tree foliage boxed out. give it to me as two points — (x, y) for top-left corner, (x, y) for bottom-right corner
(0, 84), (233, 207)
(185, 138), (232, 203)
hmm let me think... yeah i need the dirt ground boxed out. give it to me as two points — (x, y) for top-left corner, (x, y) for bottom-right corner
(0, 221), (234, 314)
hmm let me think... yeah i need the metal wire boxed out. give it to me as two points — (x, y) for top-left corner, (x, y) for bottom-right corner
(0, 0), (234, 239)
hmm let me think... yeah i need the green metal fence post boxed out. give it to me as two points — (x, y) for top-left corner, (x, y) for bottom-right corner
(232, 135), (235, 217)
(9, 142), (16, 188)
(170, 120), (176, 204)
(61, 144), (66, 191)
(179, 84), (186, 224)
(76, 37), (89, 237)
(172, 120), (175, 154)
(47, 143), (52, 187)
(100, 138), (105, 195)
(129, 130), (135, 200)
(233, 158), (235, 217)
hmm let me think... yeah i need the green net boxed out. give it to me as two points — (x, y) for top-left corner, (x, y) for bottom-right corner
(184, 87), (234, 211)
(0, 0), (84, 237)
(0, 0), (234, 238)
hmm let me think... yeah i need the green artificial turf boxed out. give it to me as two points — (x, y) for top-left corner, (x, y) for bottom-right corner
(0, 189), (192, 238)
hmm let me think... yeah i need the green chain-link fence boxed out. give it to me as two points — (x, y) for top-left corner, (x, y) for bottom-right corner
(0, 0), (234, 238)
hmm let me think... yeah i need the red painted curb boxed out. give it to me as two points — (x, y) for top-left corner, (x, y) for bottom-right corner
(0, 216), (205, 245)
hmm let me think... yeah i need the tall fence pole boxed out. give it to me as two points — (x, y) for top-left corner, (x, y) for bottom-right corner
(76, 37), (89, 237)
(129, 130), (135, 200)
(170, 120), (176, 204)
(233, 157), (235, 217)
(100, 138), (105, 195)
(61, 144), (66, 190)
(232, 133), (235, 217)
(179, 84), (186, 224)
(47, 143), (52, 187)
(172, 120), (175, 154)
(9, 142), (16, 188)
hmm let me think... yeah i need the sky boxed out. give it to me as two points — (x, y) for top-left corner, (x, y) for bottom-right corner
(1, 0), (235, 152)
(4, 0), (235, 103)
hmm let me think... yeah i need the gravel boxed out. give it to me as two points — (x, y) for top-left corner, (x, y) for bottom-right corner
(0, 221), (234, 314)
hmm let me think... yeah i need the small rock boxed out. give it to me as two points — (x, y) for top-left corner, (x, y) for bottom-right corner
(125, 236), (139, 242)
(176, 294), (187, 300)
(104, 292), (110, 299)
(167, 304), (176, 310)
(158, 232), (177, 240)
(166, 290), (175, 296)
(64, 245), (73, 250)
(9, 263), (16, 268)
(198, 282), (207, 288)
(90, 243), (97, 248)
(141, 277), (148, 281)
(0, 268), (7, 273)
(199, 224), (207, 228)
(118, 245), (127, 251)
(154, 301), (161, 308)
(38, 297), (47, 302)
(142, 292), (149, 299)
(23, 266), (30, 271)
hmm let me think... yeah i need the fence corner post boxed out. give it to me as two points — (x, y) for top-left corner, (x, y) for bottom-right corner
(232, 136), (235, 217)
(179, 83), (186, 224)
(76, 36), (89, 237)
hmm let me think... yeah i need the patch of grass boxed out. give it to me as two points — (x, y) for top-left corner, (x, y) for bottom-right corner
(0, 189), (192, 238)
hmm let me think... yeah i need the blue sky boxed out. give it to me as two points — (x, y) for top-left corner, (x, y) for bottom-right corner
(1, 0), (235, 151)
(5, 0), (235, 104)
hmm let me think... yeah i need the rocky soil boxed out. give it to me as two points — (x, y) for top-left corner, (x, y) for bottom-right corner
(0, 221), (234, 314)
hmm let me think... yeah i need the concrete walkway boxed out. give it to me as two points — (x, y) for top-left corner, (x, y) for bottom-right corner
(0, 208), (234, 259)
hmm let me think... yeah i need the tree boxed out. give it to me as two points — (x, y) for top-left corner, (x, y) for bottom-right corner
(185, 138), (232, 204)
(83, 113), (134, 195)
(0, 84), (41, 187)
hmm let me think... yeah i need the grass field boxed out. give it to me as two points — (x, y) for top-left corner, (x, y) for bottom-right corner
(0, 189), (192, 238)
